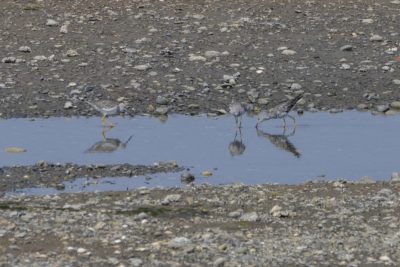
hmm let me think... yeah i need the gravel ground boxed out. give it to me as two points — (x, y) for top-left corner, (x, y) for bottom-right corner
(1, 182), (400, 266)
(1, 0), (400, 265)
(1, 0), (400, 118)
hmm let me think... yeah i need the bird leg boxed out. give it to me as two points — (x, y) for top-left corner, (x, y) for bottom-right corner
(288, 114), (296, 128)
(282, 117), (287, 129)
(101, 115), (115, 128)
(238, 115), (243, 129)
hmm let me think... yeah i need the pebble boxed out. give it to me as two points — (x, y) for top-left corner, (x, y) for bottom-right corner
(390, 101), (400, 109)
(361, 18), (374, 24)
(154, 106), (169, 115)
(370, 34), (383, 42)
(189, 54), (207, 61)
(281, 49), (297, 55)
(213, 257), (226, 267)
(393, 79), (400, 85)
(2, 57), (16, 63)
(134, 64), (151, 71)
(162, 194), (181, 205)
(77, 248), (87, 254)
(290, 83), (302, 90)
(129, 258), (143, 267)
(390, 172), (400, 182)
(18, 46), (31, 53)
(64, 101), (73, 109)
(169, 237), (191, 248)
(46, 19), (59, 26)
(204, 50), (221, 58)
(156, 95), (169, 105)
(340, 45), (353, 51)
(66, 49), (79, 57)
(239, 212), (259, 222)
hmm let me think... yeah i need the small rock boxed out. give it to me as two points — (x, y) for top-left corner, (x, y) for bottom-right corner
(213, 257), (226, 267)
(376, 104), (390, 112)
(390, 172), (400, 182)
(134, 64), (151, 71)
(77, 248), (87, 254)
(362, 18), (374, 24)
(240, 212), (259, 221)
(290, 83), (302, 90)
(129, 258), (143, 267)
(4, 147), (27, 153)
(154, 106), (169, 115)
(281, 49), (297, 55)
(64, 101), (73, 109)
(66, 49), (78, 57)
(201, 171), (213, 177)
(156, 95), (169, 105)
(390, 101), (400, 109)
(169, 237), (191, 248)
(393, 79), (400, 85)
(18, 46), (31, 53)
(162, 194), (181, 205)
(204, 50), (221, 58)
(270, 205), (282, 217)
(358, 176), (375, 184)
(189, 54), (206, 61)
(60, 24), (68, 34)
(228, 209), (243, 218)
(370, 34), (384, 42)
(46, 19), (59, 26)
(340, 45), (353, 51)
(2, 57), (16, 63)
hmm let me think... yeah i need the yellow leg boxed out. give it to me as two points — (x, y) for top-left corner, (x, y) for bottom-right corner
(101, 115), (115, 128)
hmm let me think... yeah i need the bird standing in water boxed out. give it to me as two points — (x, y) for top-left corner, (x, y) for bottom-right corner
(86, 100), (125, 127)
(229, 100), (245, 128)
(256, 94), (303, 128)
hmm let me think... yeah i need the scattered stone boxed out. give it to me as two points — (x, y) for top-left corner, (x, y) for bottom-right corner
(66, 49), (79, 57)
(4, 147), (27, 153)
(204, 50), (221, 58)
(390, 101), (400, 109)
(46, 19), (59, 26)
(340, 45), (353, 51)
(169, 237), (191, 248)
(189, 54), (206, 61)
(390, 172), (400, 182)
(18, 46), (31, 53)
(2, 57), (16, 63)
(239, 212), (259, 222)
(361, 18), (374, 24)
(281, 49), (297, 55)
(134, 64), (151, 71)
(64, 101), (73, 109)
(156, 95), (169, 105)
(162, 194), (181, 205)
(370, 34), (383, 42)
(154, 106), (169, 115)
(290, 83), (302, 90)
(393, 79), (400, 85)
(201, 171), (213, 177)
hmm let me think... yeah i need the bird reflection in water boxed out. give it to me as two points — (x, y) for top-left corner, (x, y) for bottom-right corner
(256, 127), (301, 158)
(85, 126), (133, 153)
(228, 127), (246, 156)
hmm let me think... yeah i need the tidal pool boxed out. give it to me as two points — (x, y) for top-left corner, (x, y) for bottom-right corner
(1, 112), (399, 191)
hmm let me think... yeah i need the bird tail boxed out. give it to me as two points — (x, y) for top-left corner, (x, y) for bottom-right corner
(285, 94), (303, 113)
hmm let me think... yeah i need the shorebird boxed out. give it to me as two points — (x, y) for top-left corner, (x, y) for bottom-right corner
(229, 100), (245, 128)
(85, 135), (133, 153)
(86, 100), (125, 127)
(256, 94), (303, 128)
(256, 127), (300, 158)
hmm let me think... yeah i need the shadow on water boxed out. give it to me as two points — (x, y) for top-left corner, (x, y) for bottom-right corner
(2, 111), (400, 195)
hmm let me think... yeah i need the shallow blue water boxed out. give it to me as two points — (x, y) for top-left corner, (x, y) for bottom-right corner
(1, 112), (399, 195)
